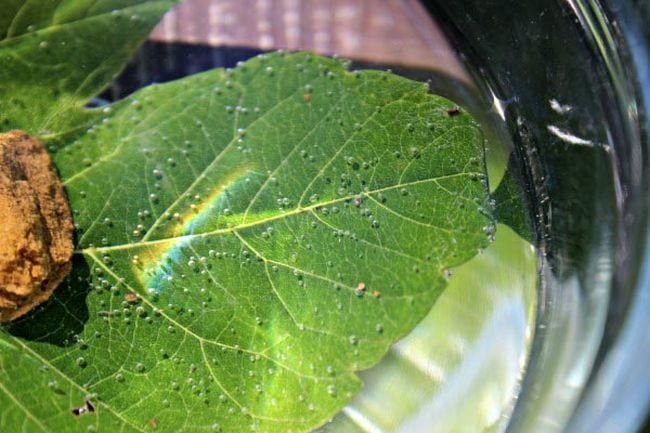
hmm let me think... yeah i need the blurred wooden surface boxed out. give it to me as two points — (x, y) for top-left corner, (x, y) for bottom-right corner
(149, 0), (467, 79)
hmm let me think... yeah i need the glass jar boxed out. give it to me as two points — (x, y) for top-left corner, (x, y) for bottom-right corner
(417, 1), (650, 432)
(109, 0), (650, 431)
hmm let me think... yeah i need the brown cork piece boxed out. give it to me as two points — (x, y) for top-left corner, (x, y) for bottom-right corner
(0, 130), (74, 322)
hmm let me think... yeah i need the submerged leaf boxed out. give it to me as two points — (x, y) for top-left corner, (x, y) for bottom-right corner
(494, 155), (533, 243)
(3, 52), (494, 432)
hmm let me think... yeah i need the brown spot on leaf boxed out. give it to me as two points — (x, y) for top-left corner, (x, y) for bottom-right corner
(0, 130), (74, 322)
(354, 282), (366, 297)
(124, 291), (139, 303)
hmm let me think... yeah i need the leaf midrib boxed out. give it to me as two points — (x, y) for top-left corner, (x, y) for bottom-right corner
(78, 171), (480, 255)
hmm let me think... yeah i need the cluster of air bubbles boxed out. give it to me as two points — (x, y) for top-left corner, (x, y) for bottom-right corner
(276, 195), (293, 209)
(260, 226), (274, 239)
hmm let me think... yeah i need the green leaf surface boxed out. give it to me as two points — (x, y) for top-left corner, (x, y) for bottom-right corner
(494, 154), (533, 243)
(2, 51), (494, 432)
(0, 0), (176, 142)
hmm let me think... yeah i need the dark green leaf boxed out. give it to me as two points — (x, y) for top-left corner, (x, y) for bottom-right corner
(494, 154), (533, 243)
(0, 0), (176, 142)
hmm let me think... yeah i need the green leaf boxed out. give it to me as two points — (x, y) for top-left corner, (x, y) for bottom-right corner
(2, 51), (494, 432)
(493, 154), (533, 243)
(0, 0), (176, 141)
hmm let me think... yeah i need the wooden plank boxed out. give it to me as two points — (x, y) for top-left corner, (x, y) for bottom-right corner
(149, 0), (468, 79)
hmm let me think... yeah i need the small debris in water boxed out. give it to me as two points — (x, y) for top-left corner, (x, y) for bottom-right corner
(71, 400), (95, 416)
(124, 291), (139, 303)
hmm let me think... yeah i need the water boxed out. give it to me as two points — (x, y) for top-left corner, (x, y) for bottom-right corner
(131, 1), (650, 432)
(321, 225), (536, 433)
(4, 1), (647, 431)
(107, 17), (539, 433)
